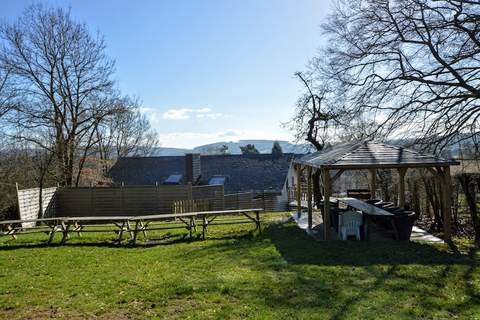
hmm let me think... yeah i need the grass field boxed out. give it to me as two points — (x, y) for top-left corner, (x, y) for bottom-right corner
(0, 213), (479, 319)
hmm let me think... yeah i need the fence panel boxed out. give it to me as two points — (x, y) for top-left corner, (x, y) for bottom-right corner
(54, 184), (225, 217)
(262, 191), (281, 211)
(17, 184), (283, 220)
(224, 192), (253, 210)
(192, 185), (224, 210)
(17, 187), (57, 227)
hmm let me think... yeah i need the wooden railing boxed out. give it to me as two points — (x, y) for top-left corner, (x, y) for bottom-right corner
(172, 199), (212, 214)
(288, 185), (308, 203)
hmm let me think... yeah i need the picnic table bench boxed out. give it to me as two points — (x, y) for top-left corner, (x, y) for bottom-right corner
(0, 209), (265, 245)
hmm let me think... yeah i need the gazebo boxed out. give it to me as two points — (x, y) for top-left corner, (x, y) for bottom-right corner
(292, 141), (460, 241)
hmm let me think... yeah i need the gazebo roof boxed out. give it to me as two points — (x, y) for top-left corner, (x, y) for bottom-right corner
(294, 141), (460, 170)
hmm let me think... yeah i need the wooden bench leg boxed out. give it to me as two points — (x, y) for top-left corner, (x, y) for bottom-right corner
(140, 221), (147, 238)
(126, 221), (134, 239)
(189, 217), (193, 240)
(74, 222), (83, 237)
(117, 221), (126, 243)
(6, 225), (17, 240)
(47, 225), (58, 245)
(256, 211), (261, 234)
(132, 221), (140, 245)
(202, 216), (207, 240)
(61, 222), (71, 245)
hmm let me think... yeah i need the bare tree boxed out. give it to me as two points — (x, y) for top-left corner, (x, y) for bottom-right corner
(320, 0), (480, 151)
(0, 67), (13, 117)
(286, 72), (339, 151)
(0, 5), (122, 186)
(286, 71), (375, 207)
(95, 97), (158, 173)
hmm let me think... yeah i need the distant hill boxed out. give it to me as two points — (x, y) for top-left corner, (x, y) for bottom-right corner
(151, 140), (310, 156)
(152, 147), (191, 156)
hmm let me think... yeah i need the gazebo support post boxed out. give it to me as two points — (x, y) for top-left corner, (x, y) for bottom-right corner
(296, 165), (302, 215)
(322, 169), (331, 240)
(439, 166), (452, 241)
(307, 167), (313, 229)
(369, 168), (377, 199)
(398, 168), (407, 208)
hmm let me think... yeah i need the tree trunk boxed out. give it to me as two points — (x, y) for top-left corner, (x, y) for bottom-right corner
(458, 174), (480, 244)
(312, 170), (322, 209)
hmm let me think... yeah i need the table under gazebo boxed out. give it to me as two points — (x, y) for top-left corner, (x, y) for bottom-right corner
(292, 141), (459, 241)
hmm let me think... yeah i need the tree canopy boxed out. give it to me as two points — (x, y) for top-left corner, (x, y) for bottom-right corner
(240, 144), (259, 154)
(271, 141), (283, 156)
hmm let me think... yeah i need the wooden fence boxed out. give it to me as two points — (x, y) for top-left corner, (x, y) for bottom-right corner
(55, 184), (224, 217)
(16, 186), (57, 227)
(224, 192), (253, 210)
(224, 191), (281, 212)
(15, 185), (283, 220)
(288, 184), (308, 203)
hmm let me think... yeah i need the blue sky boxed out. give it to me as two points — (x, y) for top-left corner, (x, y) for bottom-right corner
(1, 0), (331, 148)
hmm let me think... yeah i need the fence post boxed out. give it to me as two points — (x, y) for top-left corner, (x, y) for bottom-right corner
(90, 182), (95, 216)
(155, 182), (160, 212)
(121, 182), (125, 215)
(187, 182), (193, 201)
(15, 182), (21, 219)
(262, 191), (266, 211)
(250, 191), (253, 209)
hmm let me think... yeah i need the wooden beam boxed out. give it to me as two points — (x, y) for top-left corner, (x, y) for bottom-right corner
(295, 165), (302, 214)
(398, 168), (407, 208)
(322, 169), (331, 240)
(307, 167), (313, 229)
(369, 168), (377, 199)
(331, 169), (345, 183)
(426, 167), (437, 177)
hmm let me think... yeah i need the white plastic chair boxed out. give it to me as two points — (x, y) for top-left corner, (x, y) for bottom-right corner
(339, 211), (362, 240)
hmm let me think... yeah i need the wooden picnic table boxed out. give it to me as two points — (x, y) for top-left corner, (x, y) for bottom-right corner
(0, 209), (265, 245)
(335, 197), (393, 240)
(0, 217), (61, 241)
(129, 209), (264, 244)
(0, 216), (133, 244)
(52, 216), (133, 244)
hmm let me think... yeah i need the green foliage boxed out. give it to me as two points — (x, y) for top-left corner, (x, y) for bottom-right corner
(240, 144), (259, 154)
(0, 217), (479, 319)
(271, 141), (283, 156)
(218, 144), (229, 155)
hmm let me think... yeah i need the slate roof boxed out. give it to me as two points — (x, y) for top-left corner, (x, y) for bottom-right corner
(109, 153), (300, 194)
(295, 141), (459, 169)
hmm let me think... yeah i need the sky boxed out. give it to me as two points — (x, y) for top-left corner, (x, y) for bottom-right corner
(1, 0), (332, 149)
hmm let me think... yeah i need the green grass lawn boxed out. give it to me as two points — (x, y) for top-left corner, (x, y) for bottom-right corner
(0, 213), (479, 319)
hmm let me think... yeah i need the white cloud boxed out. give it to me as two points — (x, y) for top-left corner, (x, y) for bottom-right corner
(158, 128), (293, 149)
(162, 107), (224, 120)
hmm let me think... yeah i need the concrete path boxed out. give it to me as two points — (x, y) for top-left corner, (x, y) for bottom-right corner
(290, 211), (443, 243)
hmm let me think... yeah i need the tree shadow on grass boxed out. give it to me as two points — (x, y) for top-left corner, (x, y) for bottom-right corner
(179, 222), (479, 317)
(267, 222), (470, 266)
(0, 227), (261, 251)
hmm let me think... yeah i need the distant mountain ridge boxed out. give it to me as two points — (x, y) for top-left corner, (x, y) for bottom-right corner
(151, 140), (309, 156)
